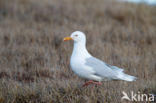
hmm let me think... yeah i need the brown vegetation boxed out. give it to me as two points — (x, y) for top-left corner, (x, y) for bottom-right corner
(0, 0), (155, 102)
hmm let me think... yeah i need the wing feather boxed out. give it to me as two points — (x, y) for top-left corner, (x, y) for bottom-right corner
(85, 57), (120, 79)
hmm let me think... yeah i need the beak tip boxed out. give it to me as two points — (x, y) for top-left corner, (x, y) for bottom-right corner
(63, 39), (66, 41)
(63, 37), (73, 41)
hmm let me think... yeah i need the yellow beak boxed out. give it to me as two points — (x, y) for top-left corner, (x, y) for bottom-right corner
(63, 37), (73, 41)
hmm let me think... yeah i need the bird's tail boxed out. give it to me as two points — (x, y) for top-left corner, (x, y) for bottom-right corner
(110, 65), (136, 81)
(118, 72), (137, 82)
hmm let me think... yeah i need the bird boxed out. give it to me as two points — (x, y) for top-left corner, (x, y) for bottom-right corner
(63, 31), (136, 87)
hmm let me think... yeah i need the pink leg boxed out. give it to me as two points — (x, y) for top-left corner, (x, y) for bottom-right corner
(83, 80), (102, 87)
(83, 80), (94, 87)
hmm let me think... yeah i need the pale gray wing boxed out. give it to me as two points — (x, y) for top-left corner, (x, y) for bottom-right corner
(85, 57), (122, 79)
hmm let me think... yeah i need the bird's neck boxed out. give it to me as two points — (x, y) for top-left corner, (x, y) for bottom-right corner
(72, 42), (91, 58)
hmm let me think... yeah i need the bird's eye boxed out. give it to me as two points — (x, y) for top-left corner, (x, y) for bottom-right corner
(75, 35), (78, 37)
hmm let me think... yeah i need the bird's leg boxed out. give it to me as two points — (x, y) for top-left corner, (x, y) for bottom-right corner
(83, 80), (94, 87)
(91, 81), (102, 88)
(83, 81), (102, 87)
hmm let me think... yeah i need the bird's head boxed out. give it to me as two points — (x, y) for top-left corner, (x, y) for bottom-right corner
(63, 31), (86, 43)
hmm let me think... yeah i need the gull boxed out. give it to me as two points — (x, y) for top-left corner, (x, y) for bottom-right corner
(64, 31), (136, 86)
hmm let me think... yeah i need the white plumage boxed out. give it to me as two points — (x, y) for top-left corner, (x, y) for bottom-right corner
(64, 31), (136, 83)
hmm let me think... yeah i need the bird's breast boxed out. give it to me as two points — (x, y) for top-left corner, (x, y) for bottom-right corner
(70, 55), (86, 68)
(70, 55), (95, 78)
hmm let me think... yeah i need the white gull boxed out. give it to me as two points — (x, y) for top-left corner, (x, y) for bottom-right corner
(64, 31), (136, 86)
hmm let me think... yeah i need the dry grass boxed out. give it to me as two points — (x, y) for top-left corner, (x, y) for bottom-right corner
(0, 0), (156, 102)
